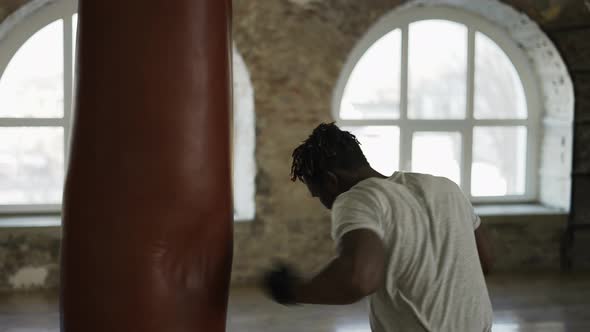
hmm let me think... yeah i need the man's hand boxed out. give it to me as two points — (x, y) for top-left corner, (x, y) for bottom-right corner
(262, 262), (302, 305)
(262, 229), (385, 306)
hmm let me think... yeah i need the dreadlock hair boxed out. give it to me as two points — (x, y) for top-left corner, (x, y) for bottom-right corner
(290, 122), (369, 184)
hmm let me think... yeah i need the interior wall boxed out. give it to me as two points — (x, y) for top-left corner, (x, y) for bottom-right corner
(0, 0), (588, 291)
(231, 0), (590, 283)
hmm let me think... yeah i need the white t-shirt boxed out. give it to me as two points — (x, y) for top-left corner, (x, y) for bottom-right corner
(331, 172), (493, 332)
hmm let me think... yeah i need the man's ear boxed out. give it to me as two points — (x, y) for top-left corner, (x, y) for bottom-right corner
(324, 171), (339, 190)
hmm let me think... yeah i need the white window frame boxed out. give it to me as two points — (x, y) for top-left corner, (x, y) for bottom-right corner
(0, 0), (257, 220)
(0, 0), (77, 213)
(332, 6), (542, 203)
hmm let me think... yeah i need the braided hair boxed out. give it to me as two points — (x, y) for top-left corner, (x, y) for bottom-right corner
(290, 123), (368, 184)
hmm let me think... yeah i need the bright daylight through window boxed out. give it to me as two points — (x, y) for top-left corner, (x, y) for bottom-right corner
(0, 20), (65, 207)
(0, 7), (255, 218)
(336, 10), (538, 202)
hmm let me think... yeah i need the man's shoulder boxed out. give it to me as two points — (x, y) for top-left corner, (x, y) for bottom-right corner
(334, 178), (385, 208)
(334, 176), (405, 211)
(395, 171), (460, 190)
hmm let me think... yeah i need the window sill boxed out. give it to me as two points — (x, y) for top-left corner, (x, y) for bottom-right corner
(0, 205), (564, 228)
(473, 203), (567, 217)
(0, 215), (253, 228)
(0, 215), (61, 228)
(474, 204), (568, 225)
(234, 218), (254, 223)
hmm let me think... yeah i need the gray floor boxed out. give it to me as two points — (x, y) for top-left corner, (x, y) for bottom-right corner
(1, 272), (589, 331)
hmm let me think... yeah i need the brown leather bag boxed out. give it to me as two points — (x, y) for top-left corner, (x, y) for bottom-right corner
(61, 1), (234, 331)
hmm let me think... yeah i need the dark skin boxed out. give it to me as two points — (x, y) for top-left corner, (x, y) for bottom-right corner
(291, 166), (494, 305)
(294, 166), (388, 304)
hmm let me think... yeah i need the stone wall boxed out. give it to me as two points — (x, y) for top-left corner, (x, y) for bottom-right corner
(0, 0), (589, 291)
(544, 2), (590, 267)
(0, 214), (569, 291)
(0, 0), (27, 19)
(0, 227), (60, 290)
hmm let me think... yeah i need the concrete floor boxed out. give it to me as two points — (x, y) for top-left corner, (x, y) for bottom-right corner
(0, 273), (589, 331)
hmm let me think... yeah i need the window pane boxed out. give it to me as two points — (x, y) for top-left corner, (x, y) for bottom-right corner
(73, 14), (78, 83)
(0, 127), (64, 205)
(341, 126), (399, 176)
(472, 126), (526, 196)
(408, 20), (467, 119)
(232, 47), (256, 221)
(412, 132), (461, 185)
(340, 30), (401, 120)
(474, 32), (527, 119)
(0, 20), (64, 118)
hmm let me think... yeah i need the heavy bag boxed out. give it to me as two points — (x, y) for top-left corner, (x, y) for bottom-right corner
(60, 1), (234, 331)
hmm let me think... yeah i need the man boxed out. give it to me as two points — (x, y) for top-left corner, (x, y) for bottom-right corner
(263, 123), (494, 331)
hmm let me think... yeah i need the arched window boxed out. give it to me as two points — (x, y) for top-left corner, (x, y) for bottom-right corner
(333, 6), (543, 203)
(0, 0), (256, 220)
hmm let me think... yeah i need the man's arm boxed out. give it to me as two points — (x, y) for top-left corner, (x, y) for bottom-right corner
(475, 225), (494, 275)
(292, 229), (386, 305)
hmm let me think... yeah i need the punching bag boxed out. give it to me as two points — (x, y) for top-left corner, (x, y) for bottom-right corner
(60, 1), (233, 331)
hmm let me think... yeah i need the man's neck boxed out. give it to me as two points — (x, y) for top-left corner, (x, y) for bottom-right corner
(339, 166), (388, 191)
